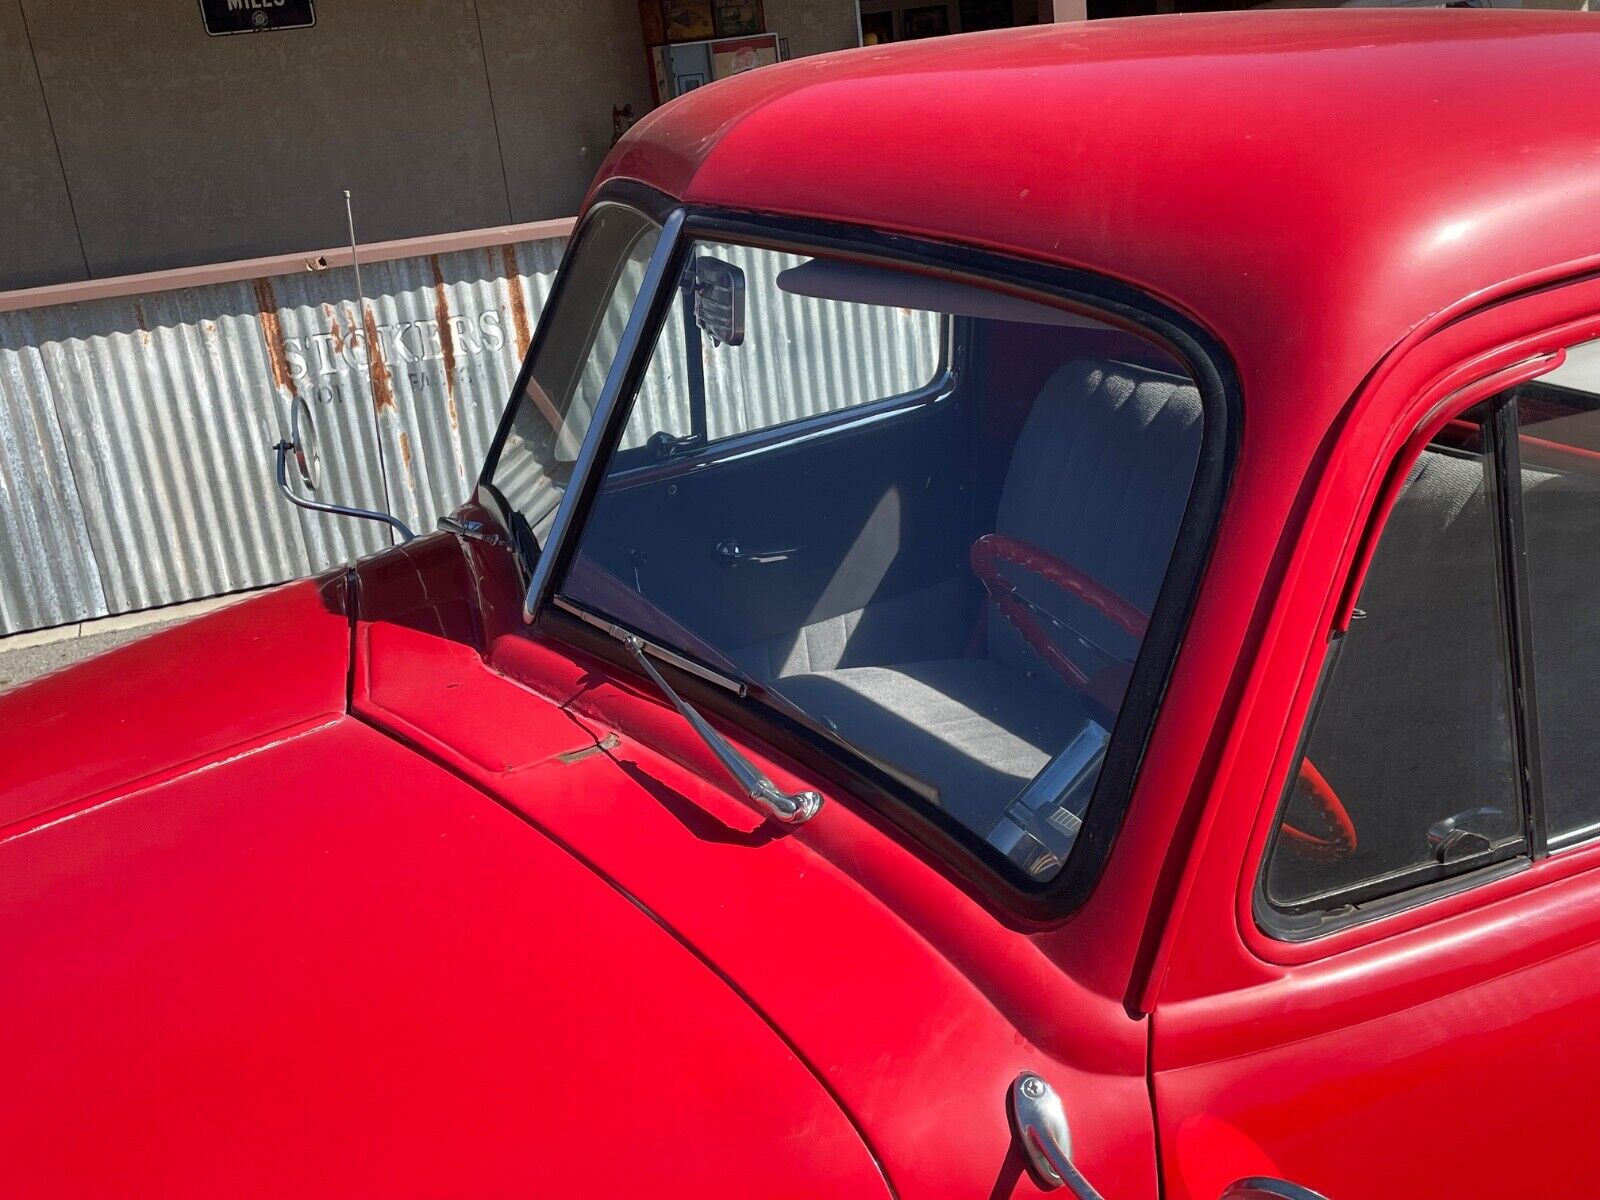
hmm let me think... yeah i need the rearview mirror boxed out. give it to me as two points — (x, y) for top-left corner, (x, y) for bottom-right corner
(692, 255), (745, 347)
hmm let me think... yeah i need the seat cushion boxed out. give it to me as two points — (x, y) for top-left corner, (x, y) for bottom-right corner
(992, 358), (1202, 674)
(777, 659), (1091, 833)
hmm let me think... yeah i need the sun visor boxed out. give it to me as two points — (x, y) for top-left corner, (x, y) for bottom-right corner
(776, 258), (1118, 330)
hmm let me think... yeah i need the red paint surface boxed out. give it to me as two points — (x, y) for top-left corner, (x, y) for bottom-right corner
(0, 717), (888, 1198)
(0, 577), (349, 833)
(352, 536), (1156, 1199)
(604, 10), (1600, 444)
(1143, 275), (1600, 1199)
(12, 15), (1600, 1197)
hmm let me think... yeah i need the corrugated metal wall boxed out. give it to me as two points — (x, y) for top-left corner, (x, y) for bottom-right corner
(0, 236), (565, 634)
(0, 231), (940, 636)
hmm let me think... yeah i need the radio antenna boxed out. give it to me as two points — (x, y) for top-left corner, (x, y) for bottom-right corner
(344, 188), (396, 543)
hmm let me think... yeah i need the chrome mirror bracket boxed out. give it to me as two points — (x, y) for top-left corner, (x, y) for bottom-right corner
(272, 404), (416, 543)
(1010, 1072), (1105, 1199)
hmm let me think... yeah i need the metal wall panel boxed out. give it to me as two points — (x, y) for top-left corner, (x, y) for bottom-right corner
(0, 236), (564, 634)
(0, 229), (940, 636)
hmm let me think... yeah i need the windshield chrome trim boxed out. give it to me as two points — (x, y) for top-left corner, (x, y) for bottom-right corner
(521, 207), (687, 623)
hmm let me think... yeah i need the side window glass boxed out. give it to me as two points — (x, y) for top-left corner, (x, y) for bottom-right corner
(618, 243), (946, 457)
(1263, 410), (1526, 924)
(1516, 337), (1600, 846)
(491, 205), (662, 537)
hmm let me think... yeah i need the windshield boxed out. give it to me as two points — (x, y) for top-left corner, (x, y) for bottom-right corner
(490, 214), (1208, 886)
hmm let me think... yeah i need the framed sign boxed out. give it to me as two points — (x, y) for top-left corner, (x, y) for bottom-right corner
(665, 0), (715, 41)
(200, 0), (316, 36)
(711, 33), (779, 80)
(713, 0), (764, 37)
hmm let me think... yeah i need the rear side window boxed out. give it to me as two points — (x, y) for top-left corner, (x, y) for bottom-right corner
(618, 244), (947, 458)
(1263, 336), (1600, 935)
(1264, 412), (1525, 920)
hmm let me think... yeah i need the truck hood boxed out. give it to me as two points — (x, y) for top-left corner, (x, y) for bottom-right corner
(0, 713), (888, 1197)
(0, 576), (352, 834)
(1, 571), (886, 1196)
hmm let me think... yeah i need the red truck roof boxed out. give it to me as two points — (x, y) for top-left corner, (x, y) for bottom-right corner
(599, 11), (1600, 422)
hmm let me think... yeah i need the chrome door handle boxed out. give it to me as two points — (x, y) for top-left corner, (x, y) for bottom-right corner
(1221, 1179), (1331, 1200)
(715, 538), (802, 566)
(1010, 1073), (1105, 1198)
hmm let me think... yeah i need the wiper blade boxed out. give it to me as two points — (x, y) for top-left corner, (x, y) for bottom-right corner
(620, 633), (822, 826)
(555, 597), (931, 814)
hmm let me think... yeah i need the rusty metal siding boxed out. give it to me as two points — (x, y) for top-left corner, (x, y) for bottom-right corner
(0, 328), (104, 632)
(0, 223), (942, 637)
(627, 245), (942, 445)
(0, 234), (565, 635)
(700, 246), (942, 438)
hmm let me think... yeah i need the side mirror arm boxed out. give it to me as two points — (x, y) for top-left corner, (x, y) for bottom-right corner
(273, 438), (416, 543)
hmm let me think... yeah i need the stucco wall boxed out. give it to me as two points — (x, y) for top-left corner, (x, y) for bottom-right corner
(0, 0), (860, 292)
(0, 1), (86, 289)
(478, 0), (657, 222)
(0, 0), (653, 290)
(766, 0), (862, 59)
(22, 0), (512, 280)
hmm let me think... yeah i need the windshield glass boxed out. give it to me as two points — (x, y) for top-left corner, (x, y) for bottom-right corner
(492, 220), (1208, 885)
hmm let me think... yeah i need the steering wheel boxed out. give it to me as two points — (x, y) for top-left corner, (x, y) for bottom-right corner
(970, 533), (1356, 862)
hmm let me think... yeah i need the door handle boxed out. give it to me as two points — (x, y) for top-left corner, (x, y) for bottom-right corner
(1009, 1072), (1105, 1198)
(715, 538), (802, 566)
(1221, 1179), (1330, 1200)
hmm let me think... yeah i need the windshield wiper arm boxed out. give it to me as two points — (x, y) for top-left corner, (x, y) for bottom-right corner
(620, 633), (822, 826)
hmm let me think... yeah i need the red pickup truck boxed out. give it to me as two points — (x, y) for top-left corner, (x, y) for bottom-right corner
(7, 11), (1600, 1198)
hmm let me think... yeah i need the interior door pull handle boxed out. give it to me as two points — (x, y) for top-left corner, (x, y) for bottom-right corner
(715, 539), (802, 566)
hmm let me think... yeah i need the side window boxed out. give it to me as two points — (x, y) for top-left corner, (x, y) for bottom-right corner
(1263, 410), (1525, 923)
(1516, 340), (1600, 846)
(619, 243), (947, 457)
(1263, 334), (1600, 934)
(492, 205), (662, 536)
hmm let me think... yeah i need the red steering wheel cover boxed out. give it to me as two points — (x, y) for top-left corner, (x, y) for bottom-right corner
(969, 532), (1357, 863)
(1279, 757), (1358, 861)
(971, 533), (1149, 638)
(969, 533), (1149, 693)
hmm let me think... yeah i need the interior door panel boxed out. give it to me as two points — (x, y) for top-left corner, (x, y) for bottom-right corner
(580, 393), (979, 668)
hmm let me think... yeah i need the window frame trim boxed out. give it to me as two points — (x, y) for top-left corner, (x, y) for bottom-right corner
(478, 181), (679, 493)
(603, 313), (966, 485)
(503, 180), (1241, 923)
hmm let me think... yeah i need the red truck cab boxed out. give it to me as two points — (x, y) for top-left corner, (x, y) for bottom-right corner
(7, 12), (1600, 1198)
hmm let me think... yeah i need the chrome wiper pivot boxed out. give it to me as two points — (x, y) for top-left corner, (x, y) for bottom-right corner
(622, 635), (822, 825)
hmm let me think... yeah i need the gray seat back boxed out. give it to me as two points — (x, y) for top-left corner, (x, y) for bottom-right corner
(990, 358), (1204, 677)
